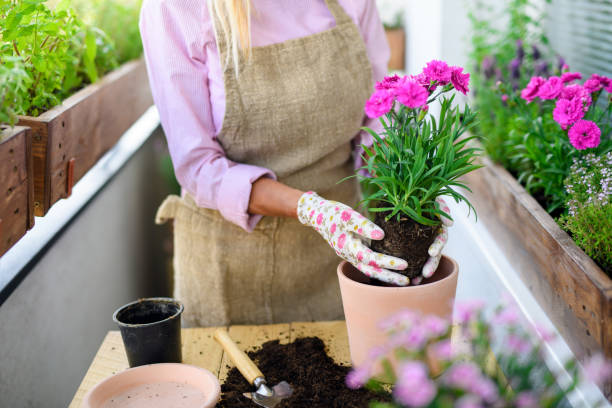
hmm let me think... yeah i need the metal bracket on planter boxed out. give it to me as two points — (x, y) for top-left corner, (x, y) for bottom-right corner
(66, 158), (75, 197)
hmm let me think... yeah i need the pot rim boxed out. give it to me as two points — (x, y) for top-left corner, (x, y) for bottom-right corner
(82, 363), (221, 407)
(112, 297), (184, 328)
(337, 255), (458, 291)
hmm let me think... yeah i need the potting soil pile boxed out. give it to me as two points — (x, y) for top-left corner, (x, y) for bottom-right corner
(216, 337), (391, 407)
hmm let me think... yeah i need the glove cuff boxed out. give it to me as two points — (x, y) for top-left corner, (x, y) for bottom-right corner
(297, 191), (322, 225)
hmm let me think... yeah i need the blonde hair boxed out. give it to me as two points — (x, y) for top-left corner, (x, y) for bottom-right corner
(207, 0), (252, 73)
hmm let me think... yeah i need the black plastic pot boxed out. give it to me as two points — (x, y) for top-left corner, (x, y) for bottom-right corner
(113, 297), (184, 367)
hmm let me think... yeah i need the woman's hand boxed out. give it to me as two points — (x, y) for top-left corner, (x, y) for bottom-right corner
(297, 192), (411, 286)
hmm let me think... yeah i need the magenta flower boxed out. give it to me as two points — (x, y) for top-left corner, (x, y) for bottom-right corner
(561, 72), (582, 83)
(423, 60), (452, 85)
(471, 378), (499, 403)
(537, 76), (564, 100)
(375, 74), (402, 91)
(492, 307), (520, 326)
(364, 89), (394, 118)
(450, 66), (470, 95)
(431, 339), (454, 360)
(395, 79), (429, 109)
(560, 84), (592, 108)
(520, 76), (546, 102)
(412, 72), (433, 90)
(568, 120), (601, 150)
(507, 333), (532, 355)
(583, 354), (612, 387)
(553, 98), (586, 130)
(584, 78), (603, 93)
(394, 362), (437, 407)
(444, 362), (482, 389)
(456, 395), (484, 408)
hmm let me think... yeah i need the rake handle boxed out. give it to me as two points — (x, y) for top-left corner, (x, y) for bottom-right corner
(214, 329), (264, 385)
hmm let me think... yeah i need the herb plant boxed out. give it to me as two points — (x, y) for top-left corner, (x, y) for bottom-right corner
(560, 153), (612, 275)
(0, 55), (30, 126)
(347, 301), (612, 408)
(0, 0), (117, 117)
(359, 61), (481, 227)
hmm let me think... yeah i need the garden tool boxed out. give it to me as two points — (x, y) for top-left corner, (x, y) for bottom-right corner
(214, 329), (293, 407)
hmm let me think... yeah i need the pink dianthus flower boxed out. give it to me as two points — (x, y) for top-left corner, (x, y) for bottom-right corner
(538, 76), (564, 100)
(553, 98), (586, 130)
(561, 72), (582, 83)
(364, 89), (394, 118)
(568, 120), (601, 150)
(521, 76), (546, 102)
(394, 362), (437, 407)
(375, 74), (402, 91)
(395, 79), (429, 109)
(560, 84), (592, 108)
(423, 60), (452, 85)
(450, 66), (470, 95)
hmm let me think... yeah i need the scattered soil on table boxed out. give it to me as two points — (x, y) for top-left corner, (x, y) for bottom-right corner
(217, 337), (391, 408)
(371, 210), (438, 279)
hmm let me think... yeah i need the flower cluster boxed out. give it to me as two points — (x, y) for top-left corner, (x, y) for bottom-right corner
(347, 300), (612, 407)
(521, 72), (611, 150)
(365, 60), (470, 119)
(565, 152), (612, 216)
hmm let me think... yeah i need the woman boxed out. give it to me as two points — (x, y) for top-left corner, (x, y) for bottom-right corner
(140, 0), (449, 326)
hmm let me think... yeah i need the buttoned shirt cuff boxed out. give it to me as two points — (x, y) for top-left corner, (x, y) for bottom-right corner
(217, 164), (277, 232)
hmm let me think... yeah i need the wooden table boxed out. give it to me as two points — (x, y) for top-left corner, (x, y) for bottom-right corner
(69, 321), (350, 408)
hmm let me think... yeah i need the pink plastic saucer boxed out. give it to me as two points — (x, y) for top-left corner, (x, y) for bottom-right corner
(81, 363), (221, 408)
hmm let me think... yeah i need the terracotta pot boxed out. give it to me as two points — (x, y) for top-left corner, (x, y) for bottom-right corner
(337, 256), (459, 367)
(385, 28), (406, 71)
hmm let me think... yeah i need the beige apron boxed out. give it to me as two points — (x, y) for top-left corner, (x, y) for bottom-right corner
(155, 0), (373, 326)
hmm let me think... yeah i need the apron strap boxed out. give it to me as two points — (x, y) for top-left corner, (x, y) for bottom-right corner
(155, 195), (183, 224)
(324, 0), (354, 26)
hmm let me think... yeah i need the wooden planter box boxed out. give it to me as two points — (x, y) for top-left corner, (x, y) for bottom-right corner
(17, 58), (153, 216)
(0, 126), (34, 256)
(463, 154), (611, 396)
(385, 28), (405, 71)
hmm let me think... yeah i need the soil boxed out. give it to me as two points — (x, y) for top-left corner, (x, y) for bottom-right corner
(217, 337), (391, 407)
(371, 211), (439, 279)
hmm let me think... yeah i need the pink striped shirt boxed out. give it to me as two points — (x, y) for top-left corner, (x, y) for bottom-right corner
(139, 0), (390, 231)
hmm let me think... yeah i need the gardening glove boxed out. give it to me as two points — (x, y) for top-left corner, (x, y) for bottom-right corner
(297, 191), (411, 286)
(410, 198), (453, 286)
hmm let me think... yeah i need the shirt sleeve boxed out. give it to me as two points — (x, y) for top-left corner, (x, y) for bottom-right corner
(351, 0), (391, 173)
(139, 0), (276, 232)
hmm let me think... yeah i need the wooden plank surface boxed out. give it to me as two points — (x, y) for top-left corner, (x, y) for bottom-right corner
(69, 321), (349, 408)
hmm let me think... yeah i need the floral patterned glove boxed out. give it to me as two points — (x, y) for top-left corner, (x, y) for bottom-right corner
(410, 198), (453, 285)
(297, 192), (451, 286)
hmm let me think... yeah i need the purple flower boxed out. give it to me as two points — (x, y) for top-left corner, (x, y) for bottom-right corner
(583, 354), (612, 387)
(422, 315), (450, 337)
(532, 45), (541, 60)
(445, 362), (482, 389)
(493, 307), (520, 326)
(553, 98), (586, 130)
(364, 89), (394, 118)
(450, 66), (470, 95)
(395, 79), (429, 109)
(456, 395), (484, 408)
(455, 299), (485, 323)
(534, 61), (549, 77)
(568, 120), (601, 150)
(394, 362), (437, 407)
(561, 72), (582, 83)
(431, 339), (454, 360)
(375, 74), (402, 91)
(516, 39), (525, 61)
(521, 76), (546, 102)
(516, 391), (539, 408)
(423, 60), (452, 85)
(507, 333), (532, 355)
(558, 56), (567, 72)
(345, 365), (370, 389)
(538, 76), (564, 100)
(509, 58), (521, 80)
(481, 56), (496, 80)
